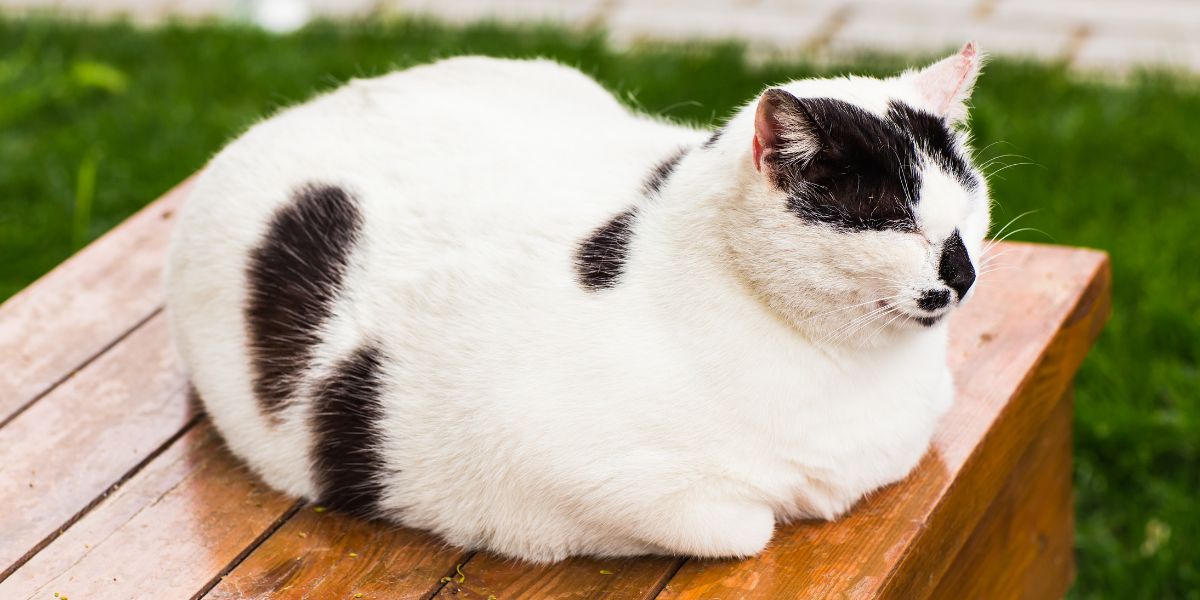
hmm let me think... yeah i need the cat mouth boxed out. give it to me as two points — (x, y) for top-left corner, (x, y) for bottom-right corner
(876, 300), (944, 327)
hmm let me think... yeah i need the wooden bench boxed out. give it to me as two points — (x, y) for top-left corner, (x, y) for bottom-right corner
(0, 179), (1109, 599)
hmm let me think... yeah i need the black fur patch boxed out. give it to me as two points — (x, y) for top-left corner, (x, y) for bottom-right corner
(917, 288), (951, 311)
(939, 230), (976, 299)
(886, 101), (977, 190)
(643, 148), (688, 196)
(702, 127), (723, 149)
(311, 344), (388, 517)
(760, 92), (978, 232)
(245, 183), (362, 415)
(576, 208), (638, 291)
(763, 94), (921, 232)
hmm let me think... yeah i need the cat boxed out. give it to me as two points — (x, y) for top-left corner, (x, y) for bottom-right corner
(165, 43), (990, 562)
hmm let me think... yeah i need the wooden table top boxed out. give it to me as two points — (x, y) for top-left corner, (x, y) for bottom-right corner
(0, 179), (1110, 600)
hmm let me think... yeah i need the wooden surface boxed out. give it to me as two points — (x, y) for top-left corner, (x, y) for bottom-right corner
(0, 178), (1109, 600)
(930, 390), (1076, 600)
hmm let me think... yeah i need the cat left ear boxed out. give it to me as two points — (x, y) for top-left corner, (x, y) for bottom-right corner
(752, 88), (822, 174)
(907, 42), (985, 124)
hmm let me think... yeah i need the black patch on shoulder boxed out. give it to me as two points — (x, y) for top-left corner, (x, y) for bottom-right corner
(643, 148), (688, 196)
(245, 183), (362, 415)
(767, 96), (921, 232)
(576, 208), (638, 291)
(886, 101), (977, 190)
(702, 127), (723, 149)
(311, 343), (388, 517)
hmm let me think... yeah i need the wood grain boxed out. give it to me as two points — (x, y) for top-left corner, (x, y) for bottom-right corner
(204, 510), (468, 600)
(930, 390), (1075, 600)
(433, 553), (682, 600)
(0, 177), (190, 424)
(657, 243), (1109, 600)
(0, 314), (193, 579)
(0, 423), (297, 600)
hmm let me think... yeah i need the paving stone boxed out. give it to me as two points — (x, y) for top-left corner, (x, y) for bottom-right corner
(386, 0), (603, 26)
(1, 0), (1198, 72)
(831, 5), (1071, 60)
(988, 0), (1200, 41)
(606, 1), (834, 48)
(1073, 34), (1200, 72)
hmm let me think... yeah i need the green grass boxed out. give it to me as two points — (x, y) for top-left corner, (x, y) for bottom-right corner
(1, 16), (1197, 598)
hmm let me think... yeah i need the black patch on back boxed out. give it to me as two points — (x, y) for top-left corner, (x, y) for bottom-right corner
(766, 96), (922, 232)
(576, 208), (638, 291)
(643, 148), (688, 196)
(311, 343), (388, 517)
(245, 183), (362, 415)
(702, 127), (723, 149)
(886, 101), (977, 190)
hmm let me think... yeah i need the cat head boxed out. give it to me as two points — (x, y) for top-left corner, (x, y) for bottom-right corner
(721, 43), (990, 344)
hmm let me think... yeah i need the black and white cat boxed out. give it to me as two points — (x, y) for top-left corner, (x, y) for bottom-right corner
(166, 43), (990, 562)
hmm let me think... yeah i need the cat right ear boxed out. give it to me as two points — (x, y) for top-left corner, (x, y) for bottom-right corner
(752, 88), (823, 174)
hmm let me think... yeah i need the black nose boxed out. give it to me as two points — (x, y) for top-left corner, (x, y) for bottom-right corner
(938, 230), (976, 300)
(918, 288), (951, 311)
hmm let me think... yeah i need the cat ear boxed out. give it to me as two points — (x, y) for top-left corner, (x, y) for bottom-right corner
(752, 88), (824, 174)
(906, 42), (984, 124)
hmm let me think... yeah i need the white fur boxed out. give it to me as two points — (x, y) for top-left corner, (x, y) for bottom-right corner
(166, 51), (989, 562)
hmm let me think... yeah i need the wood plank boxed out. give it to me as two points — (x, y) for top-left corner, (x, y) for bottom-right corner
(930, 390), (1075, 600)
(657, 243), (1109, 599)
(0, 177), (190, 424)
(432, 554), (682, 600)
(0, 315), (192, 579)
(204, 510), (468, 600)
(0, 423), (298, 600)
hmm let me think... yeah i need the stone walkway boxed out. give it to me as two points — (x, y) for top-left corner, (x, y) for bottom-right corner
(5, 0), (1199, 72)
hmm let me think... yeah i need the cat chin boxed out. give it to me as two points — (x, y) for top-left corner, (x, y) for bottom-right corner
(876, 299), (949, 328)
(900, 313), (944, 328)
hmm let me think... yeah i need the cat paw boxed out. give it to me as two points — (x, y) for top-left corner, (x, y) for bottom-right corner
(641, 500), (775, 558)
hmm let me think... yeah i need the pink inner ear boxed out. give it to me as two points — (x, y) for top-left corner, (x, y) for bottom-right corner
(915, 42), (980, 119)
(752, 95), (779, 172)
(752, 135), (765, 172)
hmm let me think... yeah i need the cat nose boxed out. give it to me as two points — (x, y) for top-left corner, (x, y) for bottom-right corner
(938, 230), (976, 300)
(917, 288), (952, 312)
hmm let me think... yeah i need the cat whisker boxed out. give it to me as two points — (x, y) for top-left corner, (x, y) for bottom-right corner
(984, 161), (1039, 179)
(988, 226), (1052, 248)
(799, 293), (908, 324)
(845, 306), (907, 347)
(859, 310), (909, 348)
(979, 250), (1017, 267)
(987, 210), (1038, 244)
(817, 303), (895, 346)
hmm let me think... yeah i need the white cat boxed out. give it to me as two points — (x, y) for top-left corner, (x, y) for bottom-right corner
(166, 43), (990, 562)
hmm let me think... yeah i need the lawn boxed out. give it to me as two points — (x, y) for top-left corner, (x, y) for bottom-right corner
(1, 15), (1196, 598)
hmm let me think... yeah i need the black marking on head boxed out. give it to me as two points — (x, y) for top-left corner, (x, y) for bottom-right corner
(576, 208), (638, 291)
(938, 230), (976, 300)
(643, 148), (688, 196)
(760, 93), (921, 232)
(245, 183), (362, 415)
(886, 101), (977, 190)
(702, 127), (723, 149)
(311, 343), (388, 518)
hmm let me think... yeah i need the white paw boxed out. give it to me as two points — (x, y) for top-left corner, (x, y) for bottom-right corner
(646, 500), (775, 558)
